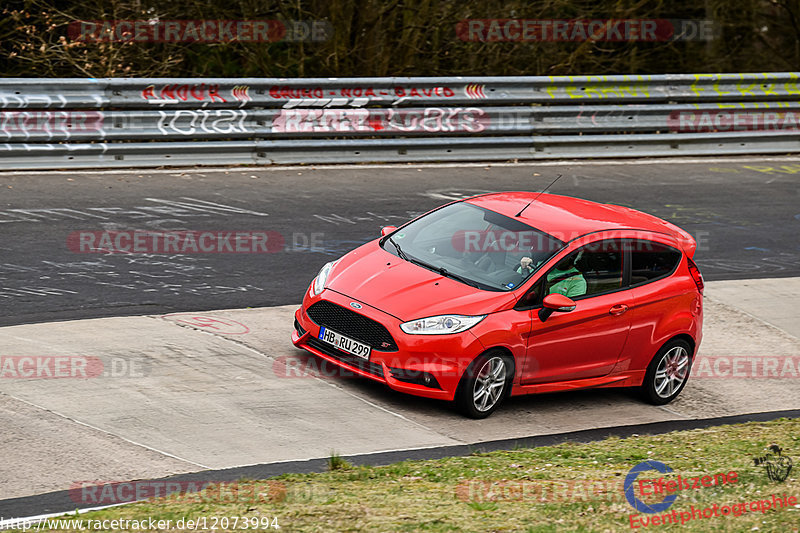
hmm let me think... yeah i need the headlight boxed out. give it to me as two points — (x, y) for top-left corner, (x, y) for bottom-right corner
(400, 314), (486, 335)
(310, 260), (337, 297)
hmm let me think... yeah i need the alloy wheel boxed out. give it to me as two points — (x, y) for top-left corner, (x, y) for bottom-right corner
(654, 346), (689, 399)
(472, 356), (507, 412)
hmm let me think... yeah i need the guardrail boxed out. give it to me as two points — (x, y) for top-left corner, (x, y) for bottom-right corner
(1, 73), (800, 169)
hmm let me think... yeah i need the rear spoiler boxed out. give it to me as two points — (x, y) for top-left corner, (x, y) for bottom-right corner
(662, 221), (697, 258)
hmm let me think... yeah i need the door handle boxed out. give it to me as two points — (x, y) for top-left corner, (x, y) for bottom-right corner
(609, 304), (628, 316)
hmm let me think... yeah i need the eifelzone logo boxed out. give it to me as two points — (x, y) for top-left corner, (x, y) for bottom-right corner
(624, 461), (678, 513)
(624, 460), (739, 513)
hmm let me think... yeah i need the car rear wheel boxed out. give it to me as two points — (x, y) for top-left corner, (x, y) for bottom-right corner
(455, 350), (514, 419)
(640, 339), (692, 405)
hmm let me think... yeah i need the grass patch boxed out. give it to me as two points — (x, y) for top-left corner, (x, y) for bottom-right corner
(24, 418), (800, 532)
(328, 451), (352, 471)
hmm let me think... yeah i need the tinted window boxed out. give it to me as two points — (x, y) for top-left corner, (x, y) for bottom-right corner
(544, 239), (624, 299)
(630, 241), (682, 285)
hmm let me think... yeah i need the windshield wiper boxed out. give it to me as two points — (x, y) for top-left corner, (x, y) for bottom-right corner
(436, 267), (481, 289)
(387, 237), (409, 261)
(408, 257), (480, 289)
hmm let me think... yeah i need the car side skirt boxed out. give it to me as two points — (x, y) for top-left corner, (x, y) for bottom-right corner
(510, 370), (646, 396)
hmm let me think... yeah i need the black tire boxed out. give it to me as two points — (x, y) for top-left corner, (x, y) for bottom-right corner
(454, 350), (515, 419)
(640, 339), (693, 405)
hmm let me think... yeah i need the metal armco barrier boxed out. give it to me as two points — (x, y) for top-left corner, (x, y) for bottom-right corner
(2, 73), (800, 169)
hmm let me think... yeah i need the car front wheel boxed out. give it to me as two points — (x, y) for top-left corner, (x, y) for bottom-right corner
(455, 350), (514, 419)
(640, 339), (693, 405)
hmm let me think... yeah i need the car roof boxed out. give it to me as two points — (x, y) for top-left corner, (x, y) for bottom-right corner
(464, 192), (685, 243)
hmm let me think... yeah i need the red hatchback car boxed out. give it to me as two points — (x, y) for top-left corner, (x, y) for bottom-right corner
(292, 192), (704, 418)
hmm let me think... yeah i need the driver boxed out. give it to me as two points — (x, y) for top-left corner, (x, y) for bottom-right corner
(547, 254), (587, 298)
(516, 256), (535, 276)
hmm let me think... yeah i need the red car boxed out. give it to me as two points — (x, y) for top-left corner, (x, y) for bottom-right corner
(292, 192), (703, 418)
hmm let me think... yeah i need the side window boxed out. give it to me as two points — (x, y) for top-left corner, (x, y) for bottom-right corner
(545, 239), (624, 299)
(630, 240), (682, 285)
(515, 278), (543, 309)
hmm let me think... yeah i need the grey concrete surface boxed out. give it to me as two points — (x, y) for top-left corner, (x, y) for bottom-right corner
(0, 312), (456, 500)
(704, 277), (800, 340)
(0, 393), (195, 500)
(1, 277), (798, 502)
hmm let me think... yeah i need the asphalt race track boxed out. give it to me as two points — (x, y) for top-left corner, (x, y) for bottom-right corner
(1, 156), (799, 520)
(1, 157), (799, 327)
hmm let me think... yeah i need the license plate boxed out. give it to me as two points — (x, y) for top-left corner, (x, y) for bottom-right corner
(318, 327), (371, 360)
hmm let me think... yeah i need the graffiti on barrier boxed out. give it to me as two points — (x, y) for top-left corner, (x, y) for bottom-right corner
(271, 107), (488, 133)
(269, 85), (459, 108)
(0, 91), (73, 109)
(231, 85), (252, 106)
(142, 83), (227, 105)
(574, 108), (641, 127)
(545, 77), (652, 99)
(465, 84), (486, 99)
(156, 110), (249, 135)
(0, 111), (104, 139)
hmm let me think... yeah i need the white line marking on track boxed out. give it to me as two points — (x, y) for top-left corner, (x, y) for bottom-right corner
(154, 313), (462, 442)
(657, 405), (691, 419)
(0, 391), (210, 469)
(704, 295), (800, 341)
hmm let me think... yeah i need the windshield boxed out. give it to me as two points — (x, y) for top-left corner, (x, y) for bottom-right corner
(381, 202), (564, 291)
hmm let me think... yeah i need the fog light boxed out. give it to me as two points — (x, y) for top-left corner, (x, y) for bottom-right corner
(389, 367), (442, 389)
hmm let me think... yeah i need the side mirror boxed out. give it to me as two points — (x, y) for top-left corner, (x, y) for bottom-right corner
(381, 226), (398, 237)
(538, 293), (576, 322)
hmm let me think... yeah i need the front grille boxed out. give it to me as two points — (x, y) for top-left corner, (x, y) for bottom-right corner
(306, 300), (398, 351)
(308, 338), (384, 377)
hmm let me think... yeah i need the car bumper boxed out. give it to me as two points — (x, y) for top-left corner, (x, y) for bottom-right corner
(292, 288), (485, 401)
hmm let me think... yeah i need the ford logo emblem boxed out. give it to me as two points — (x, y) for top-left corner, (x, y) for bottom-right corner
(350, 302), (363, 309)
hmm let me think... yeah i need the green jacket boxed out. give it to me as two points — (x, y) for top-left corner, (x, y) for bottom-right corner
(547, 266), (587, 298)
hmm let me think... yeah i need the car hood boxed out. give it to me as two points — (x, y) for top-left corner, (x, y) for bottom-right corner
(325, 241), (517, 321)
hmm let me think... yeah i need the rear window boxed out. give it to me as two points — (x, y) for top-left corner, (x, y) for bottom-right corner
(630, 241), (682, 285)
